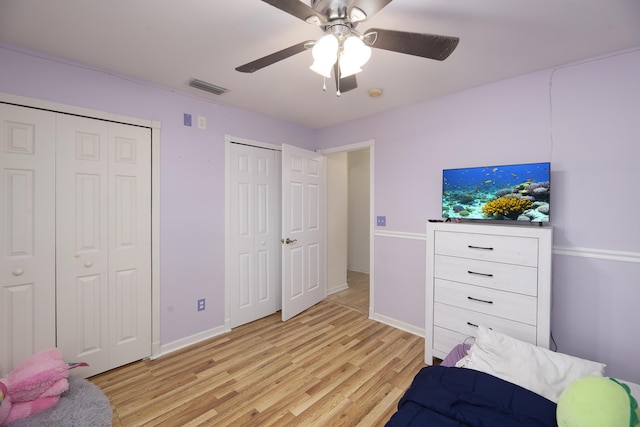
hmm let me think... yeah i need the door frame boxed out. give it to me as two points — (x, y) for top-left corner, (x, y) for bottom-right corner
(0, 92), (162, 359)
(224, 135), (282, 331)
(224, 136), (374, 326)
(318, 139), (375, 317)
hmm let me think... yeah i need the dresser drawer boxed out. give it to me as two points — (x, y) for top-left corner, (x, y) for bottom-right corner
(433, 326), (469, 357)
(434, 279), (537, 325)
(434, 302), (537, 344)
(434, 255), (538, 296)
(434, 230), (539, 266)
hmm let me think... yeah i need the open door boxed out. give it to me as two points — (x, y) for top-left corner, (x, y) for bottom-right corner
(281, 144), (325, 321)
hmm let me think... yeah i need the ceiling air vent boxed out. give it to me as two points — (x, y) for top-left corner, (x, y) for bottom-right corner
(189, 79), (229, 95)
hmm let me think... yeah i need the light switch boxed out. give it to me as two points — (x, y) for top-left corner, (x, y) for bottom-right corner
(197, 115), (206, 129)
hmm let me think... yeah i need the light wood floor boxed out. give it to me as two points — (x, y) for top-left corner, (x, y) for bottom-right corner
(90, 272), (425, 426)
(325, 270), (370, 316)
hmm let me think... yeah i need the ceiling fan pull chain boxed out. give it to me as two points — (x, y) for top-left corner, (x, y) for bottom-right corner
(322, 76), (327, 91)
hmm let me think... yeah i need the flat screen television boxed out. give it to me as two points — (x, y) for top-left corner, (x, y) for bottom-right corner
(442, 162), (550, 223)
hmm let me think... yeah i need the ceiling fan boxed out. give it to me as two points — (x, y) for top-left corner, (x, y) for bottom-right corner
(236, 0), (460, 95)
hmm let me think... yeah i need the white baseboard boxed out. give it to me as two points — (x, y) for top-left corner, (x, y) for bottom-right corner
(154, 324), (229, 359)
(327, 282), (349, 295)
(370, 312), (425, 338)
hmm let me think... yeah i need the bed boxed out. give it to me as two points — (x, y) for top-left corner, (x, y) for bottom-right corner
(387, 326), (640, 427)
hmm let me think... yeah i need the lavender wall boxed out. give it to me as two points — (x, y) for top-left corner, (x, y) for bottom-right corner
(2, 42), (638, 382)
(0, 44), (315, 345)
(316, 48), (640, 382)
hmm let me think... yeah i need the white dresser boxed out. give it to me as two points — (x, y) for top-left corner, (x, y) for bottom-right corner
(425, 222), (552, 364)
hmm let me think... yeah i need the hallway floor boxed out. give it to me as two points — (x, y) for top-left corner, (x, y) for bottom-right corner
(325, 270), (369, 316)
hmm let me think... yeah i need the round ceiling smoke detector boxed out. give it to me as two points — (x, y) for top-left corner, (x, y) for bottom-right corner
(368, 88), (383, 97)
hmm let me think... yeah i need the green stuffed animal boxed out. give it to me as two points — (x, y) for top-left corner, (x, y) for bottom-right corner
(557, 376), (639, 427)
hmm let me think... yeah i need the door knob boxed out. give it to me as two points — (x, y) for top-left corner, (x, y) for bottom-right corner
(281, 238), (297, 244)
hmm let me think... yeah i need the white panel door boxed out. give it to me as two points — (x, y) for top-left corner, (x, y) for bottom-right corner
(56, 115), (109, 375)
(281, 144), (325, 321)
(0, 104), (56, 376)
(229, 143), (281, 328)
(56, 115), (151, 377)
(107, 122), (151, 368)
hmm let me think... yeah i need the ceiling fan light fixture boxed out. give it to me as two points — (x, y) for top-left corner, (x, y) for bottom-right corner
(309, 34), (339, 78)
(338, 57), (362, 78)
(343, 35), (371, 66)
(339, 35), (371, 77)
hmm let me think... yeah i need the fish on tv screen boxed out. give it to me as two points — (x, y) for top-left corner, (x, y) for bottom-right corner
(442, 162), (550, 223)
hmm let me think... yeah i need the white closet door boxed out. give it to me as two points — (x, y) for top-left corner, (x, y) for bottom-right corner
(229, 143), (281, 328)
(56, 115), (109, 374)
(56, 115), (151, 376)
(0, 104), (56, 376)
(107, 122), (151, 369)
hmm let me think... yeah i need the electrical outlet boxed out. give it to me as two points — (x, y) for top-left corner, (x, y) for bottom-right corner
(376, 216), (386, 227)
(197, 115), (206, 130)
(197, 298), (205, 311)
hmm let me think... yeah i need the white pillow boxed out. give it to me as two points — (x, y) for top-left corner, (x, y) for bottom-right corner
(456, 326), (606, 403)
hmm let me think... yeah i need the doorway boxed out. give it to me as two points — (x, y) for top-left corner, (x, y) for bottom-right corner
(323, 141), (374, 317)
(225, 137), (328, 328)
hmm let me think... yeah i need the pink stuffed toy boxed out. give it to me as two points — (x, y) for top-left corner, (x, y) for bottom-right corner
(0, 382), (10, 425)
(0, 348), (88, 425)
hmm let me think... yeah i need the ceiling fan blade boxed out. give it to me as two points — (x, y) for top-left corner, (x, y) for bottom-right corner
(351, 0), (393, 20)
(366, 28), (459, 61)
(236, 41), (314, 73)
(262, 0), (325, 24)
(333, 63), (358, 95)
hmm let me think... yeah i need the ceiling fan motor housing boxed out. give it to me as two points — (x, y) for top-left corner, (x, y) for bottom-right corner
(311, 0), (350, 20)
(326, 21), (353, 39)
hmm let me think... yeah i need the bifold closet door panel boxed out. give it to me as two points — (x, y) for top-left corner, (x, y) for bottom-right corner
(56, 115), (151, 376)
(107, 122), (151, 369)
(0, 104), (56, 376)
(55, 115), (110, 373)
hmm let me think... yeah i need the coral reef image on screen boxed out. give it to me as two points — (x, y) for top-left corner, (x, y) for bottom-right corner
(442, 162), (550, 223)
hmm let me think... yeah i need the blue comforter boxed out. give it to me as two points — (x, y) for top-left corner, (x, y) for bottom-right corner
(386, 366), (557, 427)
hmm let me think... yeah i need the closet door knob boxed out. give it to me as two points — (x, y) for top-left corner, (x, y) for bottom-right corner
(13, 268), (24, 276)
(84, 261), (93, 268)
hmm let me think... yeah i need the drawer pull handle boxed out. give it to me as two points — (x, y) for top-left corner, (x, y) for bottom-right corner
(467, 270), (494, 277)
(468, 245), (494, 250)
(467, 296), (494, 304)
(467, 322), (492, 330)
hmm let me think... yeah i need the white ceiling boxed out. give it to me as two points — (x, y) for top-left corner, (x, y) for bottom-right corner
(1, 0), (639, 129)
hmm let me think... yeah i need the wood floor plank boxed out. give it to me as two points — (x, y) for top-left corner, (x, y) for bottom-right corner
(90, 272), (427, 426)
